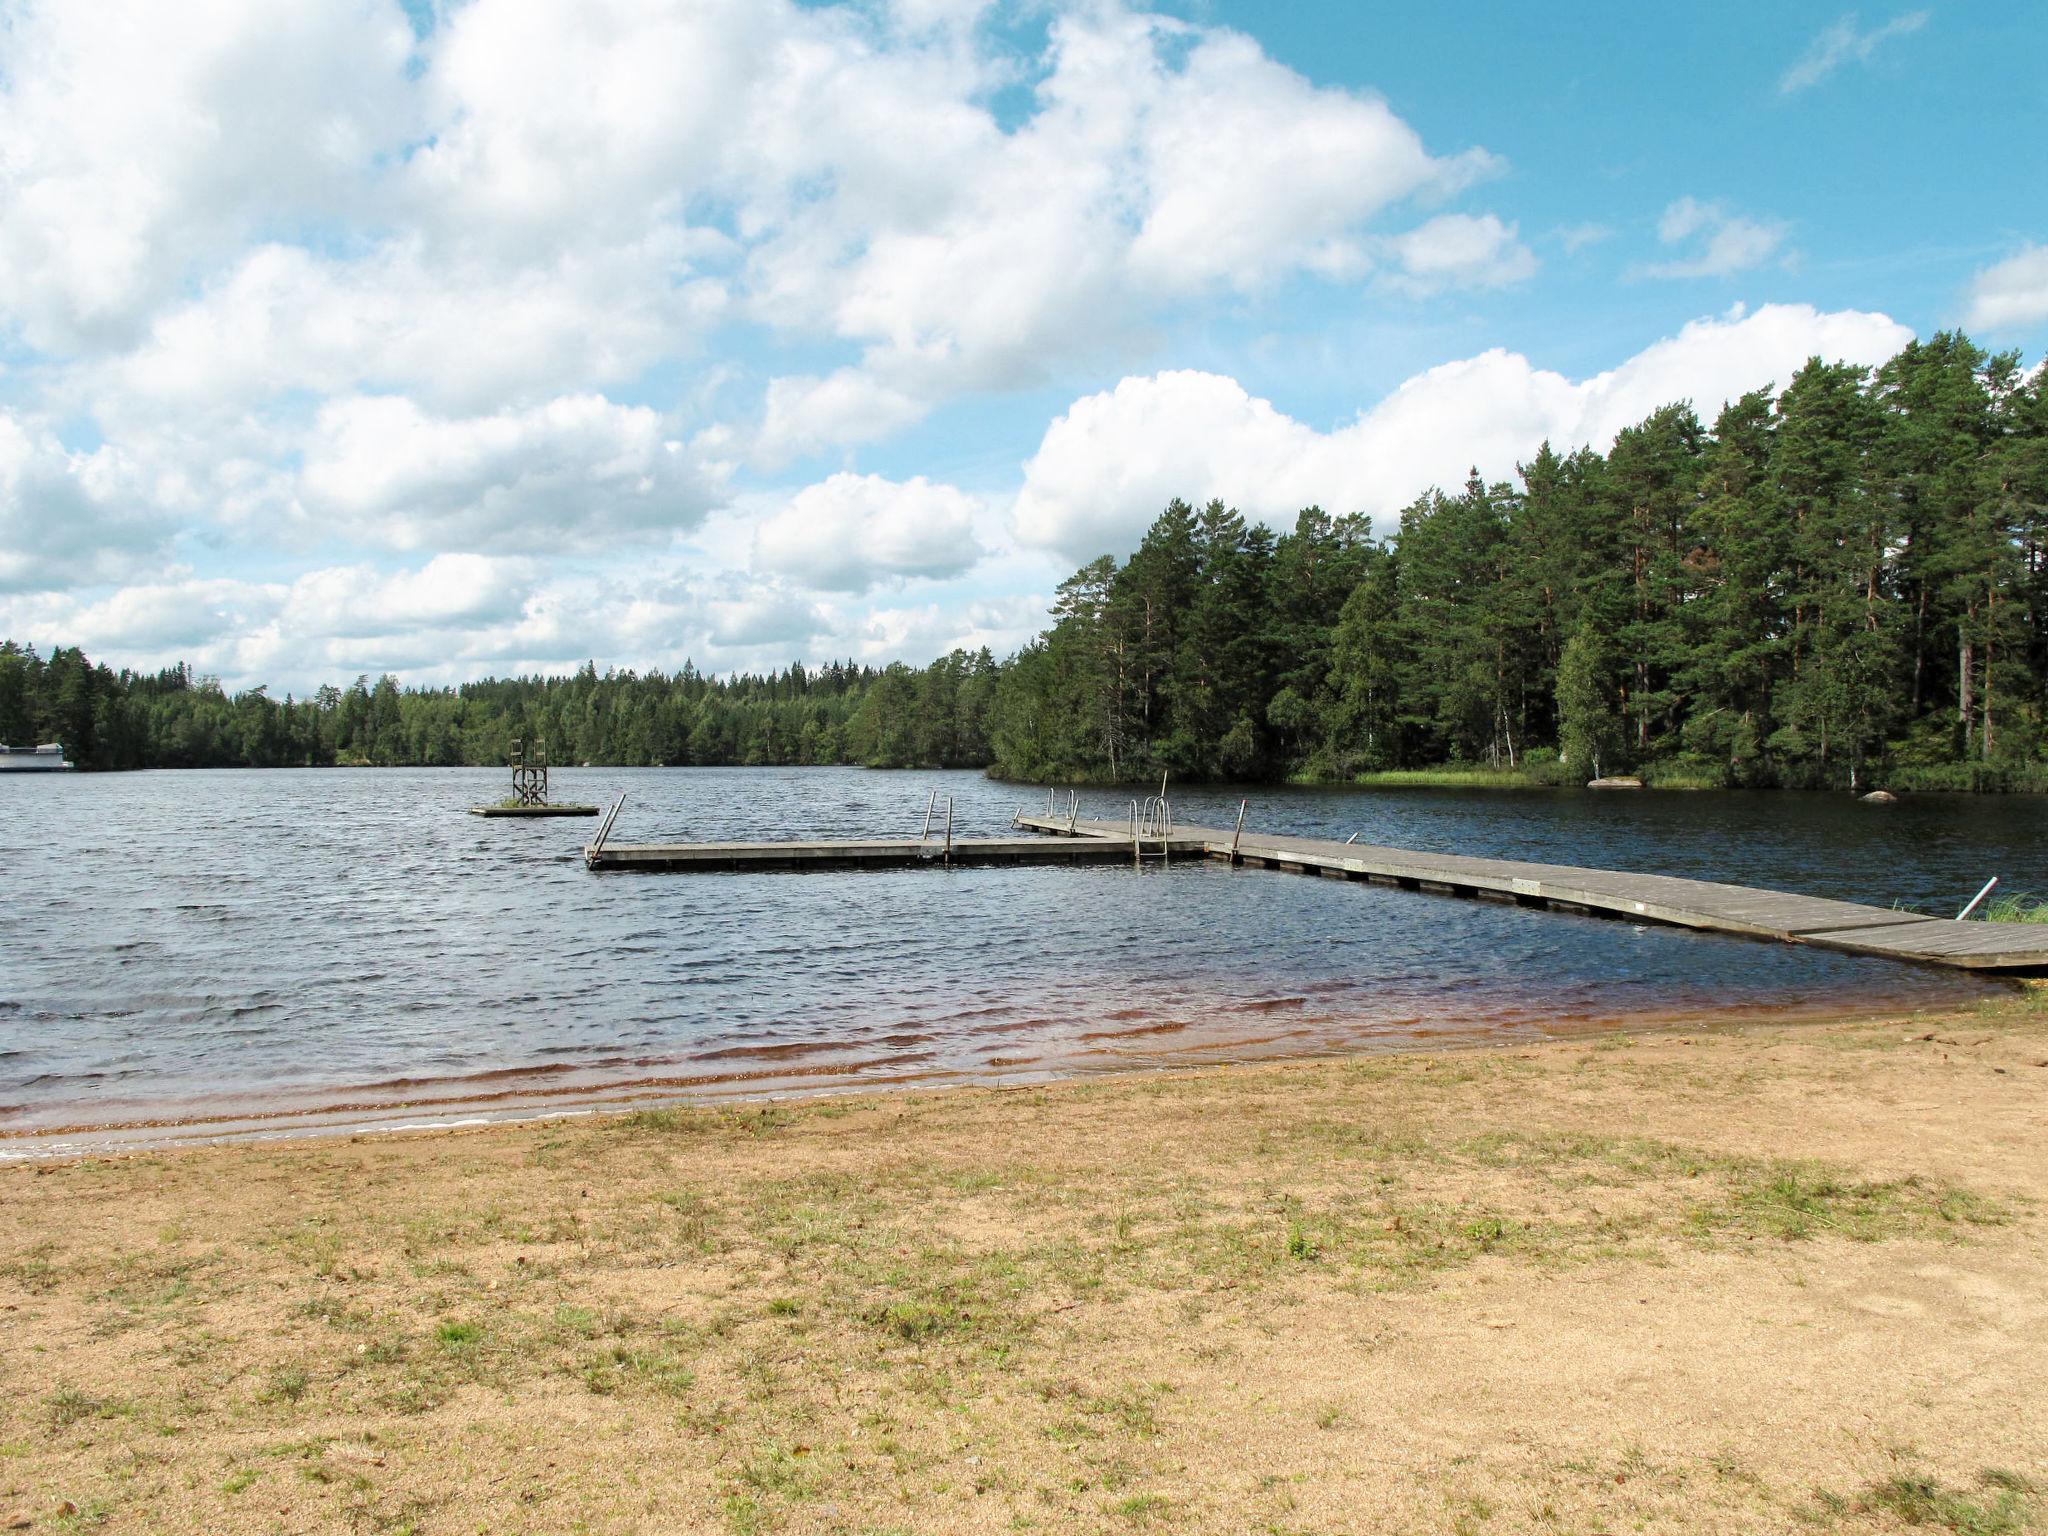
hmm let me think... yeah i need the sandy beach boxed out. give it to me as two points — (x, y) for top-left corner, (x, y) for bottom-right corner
(3, 991), (2045, 1534)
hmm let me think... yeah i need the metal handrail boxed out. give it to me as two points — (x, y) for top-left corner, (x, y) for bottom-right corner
(585, 790), (628, 866)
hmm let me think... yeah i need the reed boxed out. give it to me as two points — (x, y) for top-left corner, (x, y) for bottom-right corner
(1982, 891), (2048, 924)
(1343, 767), (1536, 789)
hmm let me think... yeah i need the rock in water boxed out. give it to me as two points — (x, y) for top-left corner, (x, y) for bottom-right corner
(1861, 789), (1899, 803)
(1586, 776), (1645, 790)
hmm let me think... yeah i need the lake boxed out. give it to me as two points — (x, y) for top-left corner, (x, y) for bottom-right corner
(2, 767), (2038, 1156)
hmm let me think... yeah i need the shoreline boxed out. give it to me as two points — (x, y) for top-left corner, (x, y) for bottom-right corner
(3, 990), (2043, 1532)
(1, 986), (2015, 1163)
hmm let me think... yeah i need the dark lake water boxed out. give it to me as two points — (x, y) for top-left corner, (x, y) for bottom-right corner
(2, 767), (2041, 1156)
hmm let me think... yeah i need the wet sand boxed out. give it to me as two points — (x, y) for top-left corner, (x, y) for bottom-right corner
(2, 991), (2045, 1533)
(0, 987), (1991, 1161)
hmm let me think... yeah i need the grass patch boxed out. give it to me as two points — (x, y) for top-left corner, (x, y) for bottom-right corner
(261, 1364), (311, 1404)
(1703, 1165), (2008, 1243)
(43, 1387), (128, 1432)
(1847, 1469), (2035, 1532)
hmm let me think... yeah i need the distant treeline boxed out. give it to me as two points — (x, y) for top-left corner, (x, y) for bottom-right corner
(5, 332), (2045, 790)
(0, 647), (1001, 772)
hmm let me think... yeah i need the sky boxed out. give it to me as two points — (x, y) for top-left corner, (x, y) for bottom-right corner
(1, 0), (2043, 694)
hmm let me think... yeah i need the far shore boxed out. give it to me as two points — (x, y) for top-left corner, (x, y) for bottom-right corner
(21, 758), (2048, 795)
(4, 991), (2045, 1533)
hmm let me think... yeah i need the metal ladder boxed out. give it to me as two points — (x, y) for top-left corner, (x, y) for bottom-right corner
(1128, 795), (1172, 867)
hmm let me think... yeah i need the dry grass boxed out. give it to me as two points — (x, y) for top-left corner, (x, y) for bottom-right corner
(3, 990), (2046, 1533)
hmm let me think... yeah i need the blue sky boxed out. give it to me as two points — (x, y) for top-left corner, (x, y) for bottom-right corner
(1, 0), (2042, 691)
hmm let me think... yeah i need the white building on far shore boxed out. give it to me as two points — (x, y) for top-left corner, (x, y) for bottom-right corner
(0, 742), (74, 771)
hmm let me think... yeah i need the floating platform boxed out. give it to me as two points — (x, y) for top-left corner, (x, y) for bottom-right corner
(469, 803), (600, 817)
(1014, 814), (2048, 973)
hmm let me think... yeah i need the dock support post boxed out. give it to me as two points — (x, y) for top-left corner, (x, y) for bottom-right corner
(1230, 800), (1246, 865)
(944, 799), (954, 864)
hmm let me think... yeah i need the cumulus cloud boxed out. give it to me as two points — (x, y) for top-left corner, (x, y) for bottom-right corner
(1382, 214), (1536, 294)
(1012, 303), (1915, 561)
(295, 395), (720, 551)
(752, 474), (986, 591)
(0, 0), (417, 352)
(736, 5), (1506, 439)
(846, 595), (1048, 664)
(1780, 11), (1928, 94)
(1962, 245), (2048, 335)
(1122, 26), (1497, 292)
(0, 414), (183, 593)
(1638, 198), (1790, 279)
(0, 556), (826, 689)
(752, 372), (930, 467)
(92, 235), (731, 420)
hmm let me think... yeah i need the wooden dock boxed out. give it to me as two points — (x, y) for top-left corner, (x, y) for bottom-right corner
(586, 833), (1209, 872)
(579, 783), (2047, 972)
(1013, 813), (2048, 972)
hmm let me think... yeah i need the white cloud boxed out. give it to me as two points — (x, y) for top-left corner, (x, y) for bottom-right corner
(735, 5), (1507, 442)
(0, 414), (183, 593)
(1012, 303), (1914, 562)
(296, 394), (721, 552)
(1781, 11), (1928, 94)
(1962, 245), (2048, 335)
(283, 555), (539, 640)
(1124, 26), (1496, 292)
(752, 473), (986, 591)
(752, 371), (930, 466)
(4, 0), (1526, 486)
(1639, 197), (1789, 279)
(1557, 222), (1614, 254)
(703, 583), (833, 648)
(98, 235), (730, 418)
(1382, 214), (1536, 294)
(15, 576), (277, 652)
(845, 594), (1046, 664)
(0, 0), (417, 351)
